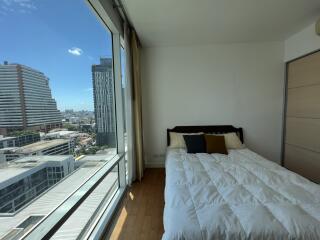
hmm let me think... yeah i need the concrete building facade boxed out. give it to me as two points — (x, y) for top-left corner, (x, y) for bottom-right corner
(92, 58), (116, 147)
(0, 132), (40, 149)
(0, 62), (62, 135)
(0, 139), (73, 162)
(0, 155), (74, 214)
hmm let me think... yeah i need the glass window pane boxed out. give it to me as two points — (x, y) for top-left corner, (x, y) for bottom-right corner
(51, 164), (119, 239)
(120, 46), (129, 181)
(120, 46), (127, 152)
(0, 0), (124, 238)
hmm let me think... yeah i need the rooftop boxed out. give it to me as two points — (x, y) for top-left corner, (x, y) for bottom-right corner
(16, 139), (69, 154)
(0, 156), (73, 189)
(15, 155), (72, 163)
(45, 130), (79, 138)
(0, 62), (45, 75)
(79, 154), (115, 162)
(0, 136), (16, 142)
(0, 147), (20, 152)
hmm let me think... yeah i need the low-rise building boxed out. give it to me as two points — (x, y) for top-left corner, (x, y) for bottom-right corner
(13, 132), (40, 147)
(0, 139), (74, 162)
(0, 147), (21, 163)
(0, 155), (74, 214)
(0, 154), (116, 240)
(69, 117), (80, 124)
(0, 133), (40, 149)
(45, 130), (78, 139)
(0, 137), (16, 149)
(45, 130), (81, 152)
(18, 139), (73, 155)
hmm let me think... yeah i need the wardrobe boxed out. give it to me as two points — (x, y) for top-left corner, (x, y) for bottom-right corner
(283, 50), (320, 183)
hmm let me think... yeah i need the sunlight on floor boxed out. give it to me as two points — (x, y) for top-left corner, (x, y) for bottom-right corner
(107, 169), (165, 240)
(129, 192), (134, 200)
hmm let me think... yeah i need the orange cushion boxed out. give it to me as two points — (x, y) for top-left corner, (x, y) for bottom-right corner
(204, 135), (228, 154)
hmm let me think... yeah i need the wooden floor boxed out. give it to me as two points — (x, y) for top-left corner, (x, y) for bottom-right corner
(106, 168), (165, 240)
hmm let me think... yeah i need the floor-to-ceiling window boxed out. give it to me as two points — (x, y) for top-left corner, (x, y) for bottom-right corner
(0, 0), (127, 239)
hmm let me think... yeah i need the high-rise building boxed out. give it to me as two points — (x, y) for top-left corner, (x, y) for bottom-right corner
(92, 58), (116, 147)
(0, 61), (62, 135)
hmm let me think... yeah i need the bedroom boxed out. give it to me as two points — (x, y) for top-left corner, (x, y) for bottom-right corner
(0, 0), (320, 240)
(109, 0), (320, 239)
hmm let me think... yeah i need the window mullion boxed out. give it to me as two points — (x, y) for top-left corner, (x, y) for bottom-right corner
(112, 33), (126, 189)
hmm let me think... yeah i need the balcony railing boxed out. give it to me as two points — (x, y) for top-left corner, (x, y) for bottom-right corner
(20, 153), (125, 240)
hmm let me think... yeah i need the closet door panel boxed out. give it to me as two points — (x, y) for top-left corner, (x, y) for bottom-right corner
(286, 117), (320, 152)
(286, 85), (320, 118)
(284, 50), (320, 183)
(285, 144), (320, 183)
(288, 52), (320, 88)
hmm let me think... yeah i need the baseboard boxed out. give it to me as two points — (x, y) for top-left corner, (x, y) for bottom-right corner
(145, 161), (165, 168)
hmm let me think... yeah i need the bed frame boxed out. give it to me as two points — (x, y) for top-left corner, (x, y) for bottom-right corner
(167, 125), (244, 146)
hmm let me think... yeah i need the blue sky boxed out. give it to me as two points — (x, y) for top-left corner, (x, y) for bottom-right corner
(0, 0), (114, 111)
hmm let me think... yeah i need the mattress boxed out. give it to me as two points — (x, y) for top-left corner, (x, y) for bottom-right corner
(163, 148), (320, 240)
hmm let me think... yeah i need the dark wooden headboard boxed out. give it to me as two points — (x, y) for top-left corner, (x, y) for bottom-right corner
(167, 125), (244, 146)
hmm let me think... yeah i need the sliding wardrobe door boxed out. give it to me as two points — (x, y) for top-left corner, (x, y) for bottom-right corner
(284, 50), (320, 183)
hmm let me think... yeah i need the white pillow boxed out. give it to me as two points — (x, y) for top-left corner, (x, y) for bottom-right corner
(169, 132), (203, 149)
(222, 132), (244, 149)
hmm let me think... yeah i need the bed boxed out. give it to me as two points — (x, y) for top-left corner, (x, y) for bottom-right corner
(163, 125), (320, 240)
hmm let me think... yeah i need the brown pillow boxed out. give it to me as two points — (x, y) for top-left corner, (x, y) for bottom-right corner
(204, 135), (228, 155)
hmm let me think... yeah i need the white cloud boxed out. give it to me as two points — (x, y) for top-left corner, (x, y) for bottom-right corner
(0, 0), (37, 14)
(19, 2), (36, 10)
(68, 47), (83, 56)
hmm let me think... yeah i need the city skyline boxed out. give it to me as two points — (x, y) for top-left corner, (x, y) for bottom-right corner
(0, 0), (113, 111)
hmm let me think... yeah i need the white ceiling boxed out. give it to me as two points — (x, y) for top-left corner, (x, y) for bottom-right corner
(121, 0), (320, 47)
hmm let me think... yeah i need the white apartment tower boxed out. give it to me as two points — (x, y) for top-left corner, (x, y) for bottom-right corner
(92, 58), (116, 147)
(0, 61), (62, 135)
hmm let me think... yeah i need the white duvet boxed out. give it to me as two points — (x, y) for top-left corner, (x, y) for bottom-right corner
(163, 148), (320, 240)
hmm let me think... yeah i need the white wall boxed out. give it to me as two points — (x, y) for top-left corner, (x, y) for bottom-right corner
(141, 42), (285, 167)
(285, 21), (320, 62)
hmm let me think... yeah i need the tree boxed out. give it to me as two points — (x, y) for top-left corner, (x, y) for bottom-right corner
(63, 123), (78, 131)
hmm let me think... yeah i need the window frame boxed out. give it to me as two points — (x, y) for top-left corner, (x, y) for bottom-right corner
(22, 154), (125, 240)
(17, 0), (129, 238)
